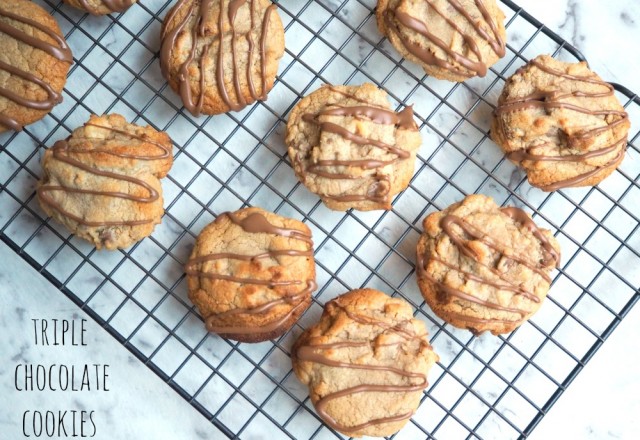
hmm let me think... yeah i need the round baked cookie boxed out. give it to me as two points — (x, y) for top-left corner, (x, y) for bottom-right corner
(292, 289), (438, 437)
(63, 0), (136, 15)
(491, 55), (630, 191)
(416, 194), (561, 336)
(376, 0), (506, 82)
(186, 208), (316, 342)
(0, 0), (73, 132)
(160, 0), (285, 116)
(37, 114), (173, 250)
(286, 83), (422, 211)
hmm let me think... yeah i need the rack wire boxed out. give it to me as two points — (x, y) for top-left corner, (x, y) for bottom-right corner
(1, 0), (639, 438)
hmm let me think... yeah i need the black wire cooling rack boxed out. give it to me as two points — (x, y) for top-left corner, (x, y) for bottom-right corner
(1, 0), (639, 438)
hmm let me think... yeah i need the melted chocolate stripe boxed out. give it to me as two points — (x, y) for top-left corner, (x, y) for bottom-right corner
(496, 58), (629, 190)
(186, 212), (315, 335)
(0, 8), (73, 62)
(0, 7), (72, 131)
(384, 0), (505, 78)
(303, 117), (410, 158)
(37, 124), (169, 227)
(259, 5), (276, 100)
(206, 294), (311, 335)
(445, 310), (517, 325)
(430, 256), (538, 304)
(500, 207), (559, 265)
(471, 0), (506, 56)
(161, 0), (275, 115)
(228, 0), (247, 108)
(440, 214), (557, 278)
(419, 208), (559, 321)
(296, 300), (430, 433)
(38, 141), (159, 227)
(538, 147), (627, 191)
(507, 136), (625, 164)
(0, 59), (62, 110)
(246, 0), (258, 99)
(319, 105), (417, 130)
(82, 123), (172, 160)
(300, 94), (417, 204)
(216, 281), (315, 318)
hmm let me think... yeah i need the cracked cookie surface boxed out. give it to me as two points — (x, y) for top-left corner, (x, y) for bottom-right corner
(286, 83), (422, 211)
(416, 194), (561, 335)
(37, 114), (173, 250)
(63, 0), (137, 15)
(0, 0), (72, 132)
(292, 288), (438, 437)
(491, 55), (630, 191)
(376, 0), (506, 82)
(160, 0), (285, 116)
(186, 207), (316, 342)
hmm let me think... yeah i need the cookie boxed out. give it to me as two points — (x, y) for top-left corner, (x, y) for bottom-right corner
(63, 0), (136, 15)
(160, 0), (285, 116)
(292, 289), (438, 437)
(376, 0), (506, 82)
(416, 194), (561, 335)
(491, 55), (630, 191)
(37, 114), (173, 250)
(186, 208), (316, 342)
(286, 83), (422, 211)
(0, 0), (73, 132)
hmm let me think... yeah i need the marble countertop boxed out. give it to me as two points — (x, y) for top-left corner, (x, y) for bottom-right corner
(1, 0), (639, 439)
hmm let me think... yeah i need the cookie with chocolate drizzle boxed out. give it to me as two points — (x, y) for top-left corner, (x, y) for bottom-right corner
(416, 194), (561, 336)
(62, 0), (136, 15)
(186, 208), (316, 342)
(376, 0), (506, 82)
(160, 0), (285, 116)
(37, 114), (173, 250)
(286, 83), (422, 211)
(0, 0), (73, 132)
(491, 55), (630, 191)
(292, 288), (438, 437)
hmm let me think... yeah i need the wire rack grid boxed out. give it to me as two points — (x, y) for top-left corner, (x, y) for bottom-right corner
(1, 0), (639, 438)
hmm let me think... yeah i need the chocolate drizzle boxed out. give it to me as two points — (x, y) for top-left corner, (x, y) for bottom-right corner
(77, 0), (134, 14)
(417, 206), (560, 326)
(0, 7), (73, 131)
(160, 0), (277, 115)
(295, 299), (430, 433)
(185, 211), (315, 336)
(384, 0), (505, 78)
(495, 58), (629, 191)
(37, 123), (171, 227)
(299, 87), (418, 205)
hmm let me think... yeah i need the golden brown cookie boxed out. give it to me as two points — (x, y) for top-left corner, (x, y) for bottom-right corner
(376, 0), (506, 82)
(416, 194), (561, 336)
(0, 0), (73, 132)
(292, 289), (439, 438)
(286, 83), (422, 211)
(186, 208), (316, 342)
(62, 0), (136, 15)
(37, 114), (173, 250)
(491, 55), (630, 191)
(160, 0), (285, 116)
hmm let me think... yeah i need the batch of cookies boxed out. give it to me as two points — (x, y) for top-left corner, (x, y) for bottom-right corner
(0, 0), (630, 437)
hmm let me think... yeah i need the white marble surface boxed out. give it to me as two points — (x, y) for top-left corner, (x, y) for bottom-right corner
(0, 0), (639, 439)
(0, 242), (223, 439)
(516, 1), (640, 438)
